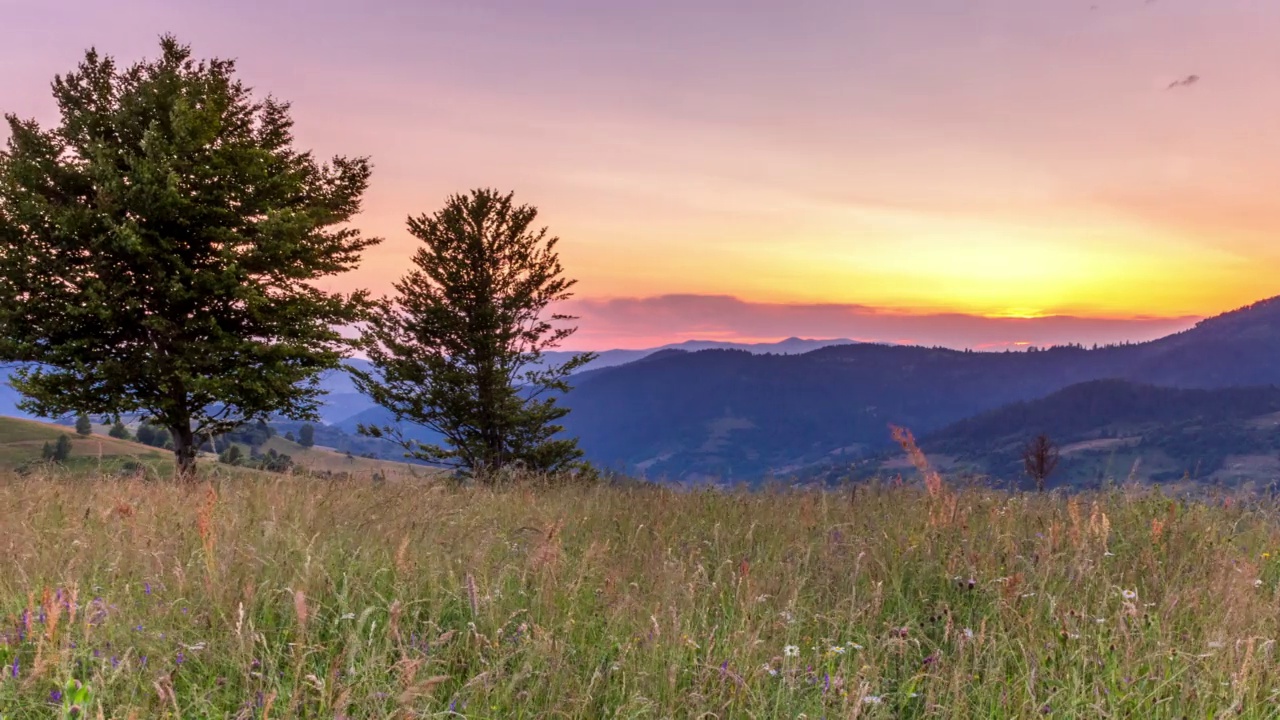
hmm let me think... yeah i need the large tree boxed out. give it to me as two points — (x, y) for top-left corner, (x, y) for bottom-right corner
(352, 189), (594, 478)
(0, 37), (379, 477)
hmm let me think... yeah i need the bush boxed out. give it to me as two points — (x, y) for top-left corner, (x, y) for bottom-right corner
(74, 414), (92, 436)
(42, 434), (72, 462)
(135, 422), (172, 449)
(251, 448), (294, 473)
(108, 420), (131, 440)
(219, 445), (243, 466)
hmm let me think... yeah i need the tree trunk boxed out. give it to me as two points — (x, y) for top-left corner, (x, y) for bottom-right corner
(170, 423), (198, 480)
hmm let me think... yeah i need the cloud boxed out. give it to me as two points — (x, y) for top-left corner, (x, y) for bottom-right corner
(559, 294), (1200, 350)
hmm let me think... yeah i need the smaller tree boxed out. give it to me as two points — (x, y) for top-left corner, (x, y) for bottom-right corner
(74, 414), (92, 436)
(298, 423), (316, 448)
(352, 189), (595, 479)
(41, 441), (54, 461)
(285, 431), (296, 442)
(109, 420), (131, 441)
(1022, 433), (1060, 492)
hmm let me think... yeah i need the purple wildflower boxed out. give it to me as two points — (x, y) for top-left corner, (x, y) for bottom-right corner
(49, 688), (62, 704)
(10, 656), (18, 678)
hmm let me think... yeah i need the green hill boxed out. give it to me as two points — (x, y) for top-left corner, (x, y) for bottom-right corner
(864, 381), (1280, 490)
(0, 416), (170, 474)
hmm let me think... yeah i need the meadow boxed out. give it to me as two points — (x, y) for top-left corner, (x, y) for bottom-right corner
(3, 464), (1280, 718)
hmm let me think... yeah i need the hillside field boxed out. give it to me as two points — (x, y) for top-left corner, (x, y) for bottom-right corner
(0, 416), (429, 481)
(3, 467), (1280, 717)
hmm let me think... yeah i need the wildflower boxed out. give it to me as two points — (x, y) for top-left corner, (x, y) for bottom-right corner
(828, 645), (846, 655)
(1264, 553), (1271, 559)
(1256, 579), (1265, 588)
(846, 641), (864, 650)
(49, 689), (62, 704)
(784, 645), (800, 657)
(780, 611), (795, 624)
(755, 595), (770, 603)
(1121, 589), (1137, 601)
(963, 628), (974, 640)
(9, 657), (17, 679)
(862, 695), (883, 705)
(144, 583), (151, 595)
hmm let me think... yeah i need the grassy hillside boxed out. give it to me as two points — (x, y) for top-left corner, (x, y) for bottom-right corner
(0, 416), (170, 474)
(258, 435), (435, 477)
(0, 416), (434, 482)
(3, 467), (1280, 716)
(905, 381), (1280, 489)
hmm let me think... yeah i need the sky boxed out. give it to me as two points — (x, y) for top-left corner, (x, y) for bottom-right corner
(3, 0), (1279, 350)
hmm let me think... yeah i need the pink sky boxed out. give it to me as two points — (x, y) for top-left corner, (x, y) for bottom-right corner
(3, 0), (1278, 349)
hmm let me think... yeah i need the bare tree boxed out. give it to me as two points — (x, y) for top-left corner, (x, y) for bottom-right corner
(1022, 434), (1060, 492)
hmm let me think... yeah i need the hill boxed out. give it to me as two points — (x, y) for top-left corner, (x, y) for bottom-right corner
(901, 380), (1280, 489)
(552, 296), (1280, 480)
(0, 416), (170, 474)
(318, 338), (859, 426)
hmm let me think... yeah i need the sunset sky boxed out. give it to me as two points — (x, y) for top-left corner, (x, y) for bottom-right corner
(4, 0), (1279, 349)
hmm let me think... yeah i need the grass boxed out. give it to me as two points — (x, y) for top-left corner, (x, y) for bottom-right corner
(4, 467), (1280, 718)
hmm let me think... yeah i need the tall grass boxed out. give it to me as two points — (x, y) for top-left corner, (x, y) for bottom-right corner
(2, 469), (1280, 717)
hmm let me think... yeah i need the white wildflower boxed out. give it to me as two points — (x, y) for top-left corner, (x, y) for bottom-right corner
(829, 645), (846, 655)
(1121, 589), (1137, 601)
(784, 645), (800, 657)
(862, 695), (883, 705)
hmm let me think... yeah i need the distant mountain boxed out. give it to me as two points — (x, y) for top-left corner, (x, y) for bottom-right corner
(526, 336), (859, 373)
(551, 296), (1280, 481)
(904, 380), (1280, 488)
(320, 338), (859, 426)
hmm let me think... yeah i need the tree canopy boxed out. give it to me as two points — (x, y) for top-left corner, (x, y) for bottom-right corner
(0, 36), (379, 476)
(352, 189), (594, 478)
